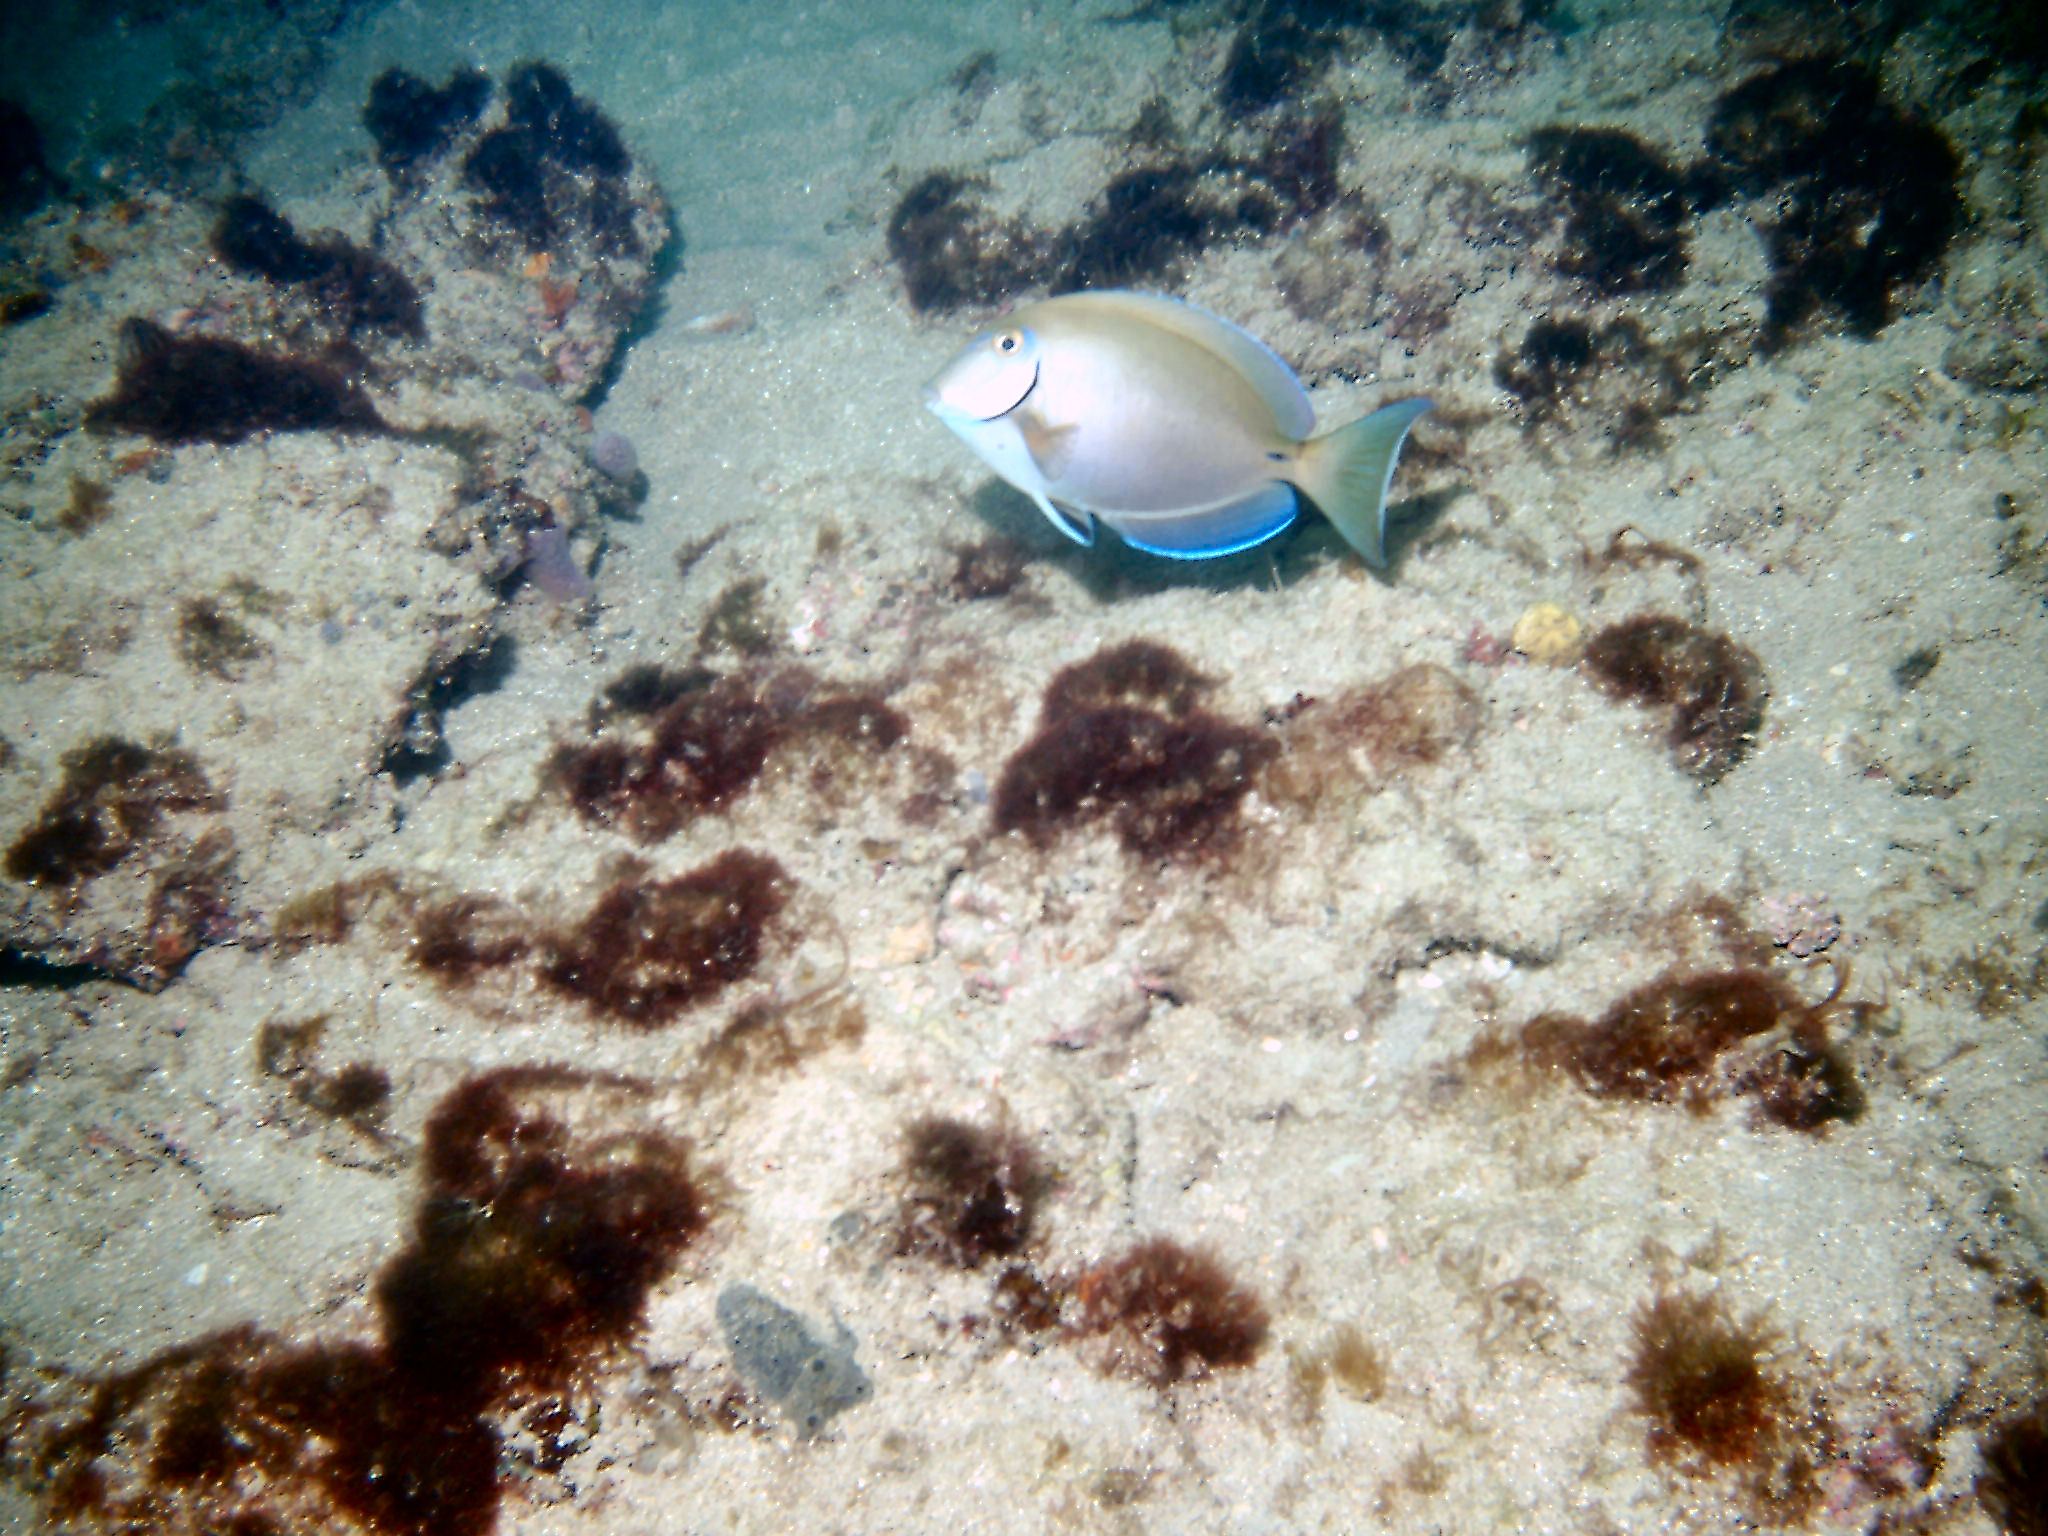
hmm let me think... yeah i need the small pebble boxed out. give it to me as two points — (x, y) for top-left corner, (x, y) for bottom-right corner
(592, 429), (639, 482)
(679, 306), (755, 335)
(1760, 892), (1841, 957)
(524, 522), (593, 603)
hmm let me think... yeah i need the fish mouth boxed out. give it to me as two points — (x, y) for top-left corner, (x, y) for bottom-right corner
(923, 388), (976, 427)
(924, 360), (1038, 424)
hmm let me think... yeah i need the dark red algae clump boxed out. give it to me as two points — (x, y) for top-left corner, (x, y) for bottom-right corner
(1627, 1289), (1789, 1469)
(992, 640), (1275, 861)
(894, 1116), (1048, 1269)
(1069, 1238), (1270, 1387)
(211, 194), (424, 341)
(384, 1069), (705, 1388)
(552, 677), (780, 843)
(27, 1067), (705, 1536)
(84, 319), (389, 446)
(1520, 965), (1864, 1131)
(1524, 970), (1789, 1104)
(539, 849), (791, 1027)
(4, 737), (218, 887)
(1978, 1401), (2048, 1536)
(1581, 615), (1767, 783)
(549, 669), (909, 845)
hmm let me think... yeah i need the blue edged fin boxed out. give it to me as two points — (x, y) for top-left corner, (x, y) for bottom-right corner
(1103, 482), (1299, 560)
(1291, 398), (1432, 567)
(1032, 491), (1095, 546)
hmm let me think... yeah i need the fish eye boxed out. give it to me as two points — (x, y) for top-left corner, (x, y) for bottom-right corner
(993, 330), (1024, 354)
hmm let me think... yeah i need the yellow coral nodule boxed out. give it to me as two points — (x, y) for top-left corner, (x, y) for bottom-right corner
(1511, 602), (1583, 664)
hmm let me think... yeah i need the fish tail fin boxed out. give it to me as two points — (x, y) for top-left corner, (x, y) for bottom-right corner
(1291, 398), (1432, 567)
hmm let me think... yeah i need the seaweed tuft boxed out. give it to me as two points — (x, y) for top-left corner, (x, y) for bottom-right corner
(1978, 1402), (2048, 1536)
(1628, 1289), (1789, 1470)
(550, 667), (907, 844)
(1070, 1237), (1269, 1387)
(1495, 315), (1697, 449)
(993, 640), (1275, 861)
(461, 61), (640, 254)
(212, 194), (423, 340)
(1518, 964), (1865, 1132)
(85, 319), (389, 446)
(894, 1116), (1048, 1269)
(5, 737), (217, 888)
(176, 597), (267, 680)
(364, 66), (492, 176)
(1581, 615), (1767, 782)
(27, 1068), (705, 1535)
(887, 171), (1047, 314)
(1704, 58), (1961, 341)
(1525, 126), (1692, 295)
(540, 850), (792, 1027)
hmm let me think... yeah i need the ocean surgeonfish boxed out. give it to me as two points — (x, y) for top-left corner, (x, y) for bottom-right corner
(924, 289), (1431, 564)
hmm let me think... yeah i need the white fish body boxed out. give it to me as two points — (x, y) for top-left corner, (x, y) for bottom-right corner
(923, 289), (1430, 564)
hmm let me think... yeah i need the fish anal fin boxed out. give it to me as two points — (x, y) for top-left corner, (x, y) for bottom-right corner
(1102, 482), (1297, 560)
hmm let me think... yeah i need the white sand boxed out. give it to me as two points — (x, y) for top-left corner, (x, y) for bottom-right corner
(2, 1), (2044, 1533)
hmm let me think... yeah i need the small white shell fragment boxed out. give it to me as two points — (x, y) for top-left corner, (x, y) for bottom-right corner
(679, 306), (756, 335)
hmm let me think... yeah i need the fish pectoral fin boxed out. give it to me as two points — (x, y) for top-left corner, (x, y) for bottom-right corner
(1101, 482), (1298, 560)
(1032, 491), (1095, 547)
(1016, 407), (1079, 481)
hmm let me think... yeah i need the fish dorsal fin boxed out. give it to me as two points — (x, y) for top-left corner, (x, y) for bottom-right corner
(1046, 290), (1315, 441)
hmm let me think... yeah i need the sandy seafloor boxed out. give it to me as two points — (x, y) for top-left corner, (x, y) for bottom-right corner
(1, 1), (2046, 1533)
